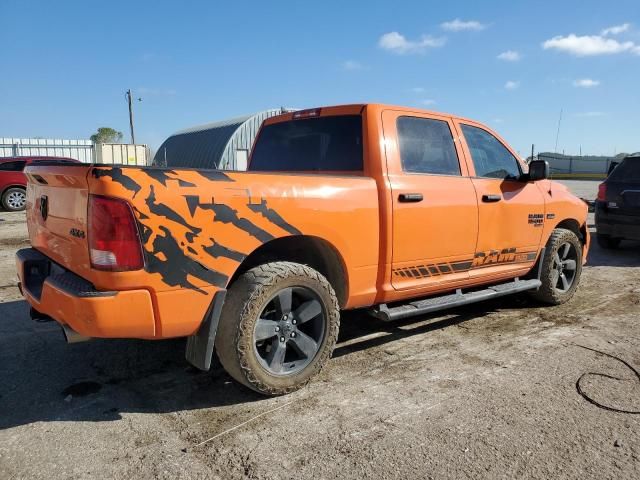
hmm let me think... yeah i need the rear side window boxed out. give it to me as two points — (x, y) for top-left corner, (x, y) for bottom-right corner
(0, 161), (27, 172)
(396, 117), (461, 175)
(608, 158), (640, 181)
(250, 115), (363, 172)
(461, 124), (521, 180)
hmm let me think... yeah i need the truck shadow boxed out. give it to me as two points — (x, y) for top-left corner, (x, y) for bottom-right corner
(0, 295), (511, 429)
(0, 234), (635, 430)
(0, 299), (265, 430)
(585, 237), (640, 267)
(333, 297), (529, 359)
(0, 291), (528, 430)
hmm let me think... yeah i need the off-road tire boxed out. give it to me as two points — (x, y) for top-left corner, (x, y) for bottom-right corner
(215, 261), (340, 395)
(596, 233), (621, 249)
(1, 187), (27, 212)
(530, 228), (583, 305)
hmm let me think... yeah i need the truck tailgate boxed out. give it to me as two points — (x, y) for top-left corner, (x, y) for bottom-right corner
(25, 164), (92, 275)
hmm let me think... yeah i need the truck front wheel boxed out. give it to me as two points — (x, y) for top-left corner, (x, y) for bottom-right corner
(530, 228), (583, 305)
(215, 261), (340, 395)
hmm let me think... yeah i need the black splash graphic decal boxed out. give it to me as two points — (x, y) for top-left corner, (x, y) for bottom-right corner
(184, 195), (200, 216)
(183, 195), (275, 243)
(139, 224), (153, 244)
(92, 167), (142, 197)
(248, 198), (302, 235)
(178, 179), (196, 187)
(143, 169), (177, 186)
(146, 226), (227, 293)
(146, 186), (202, 236)
(203, 238), (246, 262)
(134, 208), (150, 220)
(198, 170), (234, 182)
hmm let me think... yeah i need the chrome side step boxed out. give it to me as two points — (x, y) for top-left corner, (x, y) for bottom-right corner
(370, 278), (542, 322)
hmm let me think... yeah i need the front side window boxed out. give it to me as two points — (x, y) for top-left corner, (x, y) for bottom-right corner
(460, 124), (521, 180)
(0, 161), (27, 172)
(250, 115), (363, 172)
(396, 116), (461, 175)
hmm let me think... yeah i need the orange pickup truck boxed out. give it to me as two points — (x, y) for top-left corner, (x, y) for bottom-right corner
(16, 104), (589, 395)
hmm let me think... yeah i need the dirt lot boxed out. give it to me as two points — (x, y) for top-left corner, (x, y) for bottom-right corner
(1, 180), (639, 479)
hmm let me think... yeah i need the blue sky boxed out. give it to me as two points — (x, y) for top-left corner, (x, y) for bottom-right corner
(1, 0), (639, 157)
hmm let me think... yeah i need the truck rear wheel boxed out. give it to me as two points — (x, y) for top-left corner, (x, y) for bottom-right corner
(530, 228), (582, 305)
(215, 261), (340, 395)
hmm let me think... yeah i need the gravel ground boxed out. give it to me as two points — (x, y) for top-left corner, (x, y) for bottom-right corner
(1, 180), (639, 479)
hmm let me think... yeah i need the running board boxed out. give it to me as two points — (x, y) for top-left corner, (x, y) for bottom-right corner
(370, 278), (542, 322)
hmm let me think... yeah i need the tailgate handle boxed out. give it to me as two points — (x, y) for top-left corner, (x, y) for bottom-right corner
(482, 194), (502, 203)
(398, 193), (423, 203)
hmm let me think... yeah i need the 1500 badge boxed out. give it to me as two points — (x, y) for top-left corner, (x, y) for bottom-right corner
(528, 213), (544, 226)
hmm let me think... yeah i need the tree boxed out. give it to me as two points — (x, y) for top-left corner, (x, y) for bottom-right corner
(90, 127), (123, 144)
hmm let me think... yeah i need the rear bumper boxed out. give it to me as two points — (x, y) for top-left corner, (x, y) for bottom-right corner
(16, 248), (156, 338)
(595, 203), (640, 240)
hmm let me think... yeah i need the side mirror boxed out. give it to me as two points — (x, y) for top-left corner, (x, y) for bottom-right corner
(527, 160), (549, 181)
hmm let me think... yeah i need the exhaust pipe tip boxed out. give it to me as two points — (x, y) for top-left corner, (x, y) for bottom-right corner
(61, 324), (91, 344)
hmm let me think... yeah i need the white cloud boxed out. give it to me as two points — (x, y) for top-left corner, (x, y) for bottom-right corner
(342, 60), (364, 71)
(601, 23), (631, 36)
(497, 50), (521, 61)
(542, 33), (640, 56)
(504, 80), (520, 90)
(573, 78), (600, 88)
(420, 99), (437, 106)
(440, 19), (487, 32)
(378, 32), (446, 54)
(574, 111), (606, 117)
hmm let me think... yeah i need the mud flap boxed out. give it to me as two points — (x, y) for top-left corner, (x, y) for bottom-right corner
(185, 290), (226, 371)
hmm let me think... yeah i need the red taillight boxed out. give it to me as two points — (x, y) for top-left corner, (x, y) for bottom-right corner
(597, 183), (607, 201)
(88, 195), (144, 271)
(292, 108), (321, 119)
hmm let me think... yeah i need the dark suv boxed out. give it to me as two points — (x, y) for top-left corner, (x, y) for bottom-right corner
(595, 154), (640, 248)
(0, 156), (79, 211)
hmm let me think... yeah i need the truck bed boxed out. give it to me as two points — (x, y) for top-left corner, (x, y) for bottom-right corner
(22, 163), (380, 338)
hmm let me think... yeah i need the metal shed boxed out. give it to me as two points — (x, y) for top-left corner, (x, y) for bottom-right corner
(153, 108), (292, 170)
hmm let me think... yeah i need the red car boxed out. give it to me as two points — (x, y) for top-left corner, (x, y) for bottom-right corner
(0, 156), (80, 211)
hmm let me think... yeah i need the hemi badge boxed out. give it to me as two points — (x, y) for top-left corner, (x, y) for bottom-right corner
(546, 213), (556, 219)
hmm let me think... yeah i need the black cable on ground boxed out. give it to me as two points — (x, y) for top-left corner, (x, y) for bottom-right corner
(572, 343), (640, 415)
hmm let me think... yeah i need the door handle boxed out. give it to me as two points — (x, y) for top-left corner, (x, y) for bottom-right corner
(398, 193), (423, 203)
(482, 194), (502, 203)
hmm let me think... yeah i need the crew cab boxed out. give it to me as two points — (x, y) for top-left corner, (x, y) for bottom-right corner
(0, 156), (79, 211)
(16, 104), (589, 395)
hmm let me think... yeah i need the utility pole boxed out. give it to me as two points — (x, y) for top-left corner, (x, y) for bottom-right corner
(554, 108), (563, 154)
(126, 89), (136, 144)
(531, 143), (535, 163)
